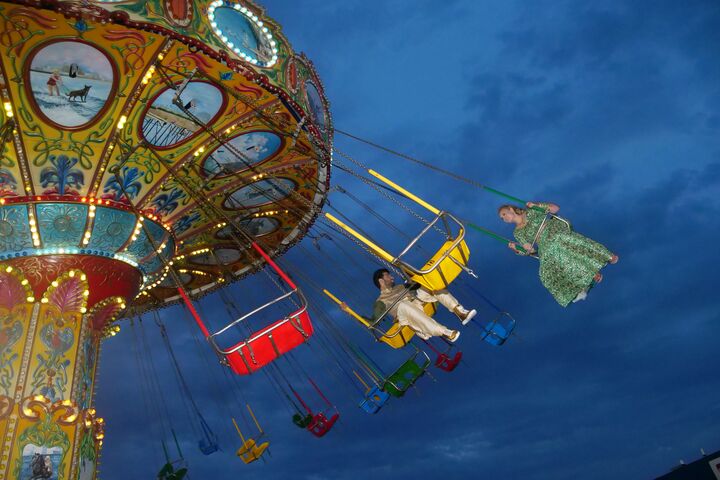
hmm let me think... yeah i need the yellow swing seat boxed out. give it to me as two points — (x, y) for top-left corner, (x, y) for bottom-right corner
(324, 288), (414, 348)
(399, 213), (470, 292)
(232, 406), (269, 465)
(325, 169), (472, 294)
(236, 439), (270, 464)
(324, 290), (437, 349)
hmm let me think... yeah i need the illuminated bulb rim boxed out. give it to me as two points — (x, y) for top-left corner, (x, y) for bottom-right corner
(0, 248), (165, 281)
(0, 197), (175, 237)
(207, 1), (280, 68)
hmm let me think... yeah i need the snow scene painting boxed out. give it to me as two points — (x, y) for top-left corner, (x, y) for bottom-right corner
(216, 216), (280, 239)
(305, 81), (326, 129)
(223, 178), (295, 210)
(214, 7), (273, 64)
(189, 248), (243, 266)
(203, 131), (282, 178)
(141, 81), (224, 147)
(29, 41), (114, 128)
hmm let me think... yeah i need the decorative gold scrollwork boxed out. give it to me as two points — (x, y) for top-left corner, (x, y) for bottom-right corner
(50, 399), (79, 425)
(18, 394), (50, 420)
(0, 394), (14, 419)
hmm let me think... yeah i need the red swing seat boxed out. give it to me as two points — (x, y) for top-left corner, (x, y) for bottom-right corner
(291, 379), (339, 438)
(435, 351), (463, 372)
(307, 411), (339, 438)
(224, 308), (314, 375)
(179, 241), (314, 375)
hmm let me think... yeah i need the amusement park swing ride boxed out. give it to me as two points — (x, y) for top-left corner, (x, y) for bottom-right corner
(0, 0), (617, 478)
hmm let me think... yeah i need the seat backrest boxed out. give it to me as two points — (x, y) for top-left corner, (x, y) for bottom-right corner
(423, 302), (437, 317)
(380, 322), (415, 349)
(480, 312), (516, 346)
(237, 439), (269, 464)
(292, 413), (313, 428)
(198, 438), (219, 455)
(383, 357), (427, 397)
(409, 238), (470, 291)
(236, 439), (256, 457)
(308, 412), (339, 437)
(359, 386), (390, 414)
(435, 351), (463, 372)
(224, 309), (314, 375)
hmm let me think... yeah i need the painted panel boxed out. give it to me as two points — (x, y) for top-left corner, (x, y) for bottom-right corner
(85, 206), (135, 252)
(189, 248), (241, 266)
(305, 80), (326, 130)
(140, 81), (224, 148)
(202, 131), (282, 178)
(217, 216), (279, 239)
(27, 40), (115, 129)
(223, 178), (295, 210)
(36, 203), (89, 248)
(0, 204), (33, 254)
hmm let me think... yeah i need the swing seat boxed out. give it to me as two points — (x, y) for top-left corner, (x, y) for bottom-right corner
(157, 462), (187, 480)
(406, 237), (470, 292)
(359, 386), (390, 414)
(236, 439), (269, 464)
(478, 312), (516, 346)
(374, 301), (436, 349)
(221, 307), (314, 375)
(292, 413), (314, 429)
(307, 411), (339, 437)
(198, 438), (219, 455)
(205, 242), (314, 375)
(435, 350), (463, 372)
(377, 322), (415, 349)
(382, 350), (431, 398)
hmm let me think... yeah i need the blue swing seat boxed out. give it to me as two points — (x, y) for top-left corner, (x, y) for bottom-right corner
(478, 312), (516, 346)
(199, 438), (219, 455)
(359, 386), (390, 414)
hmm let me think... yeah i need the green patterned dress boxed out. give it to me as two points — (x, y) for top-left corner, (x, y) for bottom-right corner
(514, 205), (613, 307)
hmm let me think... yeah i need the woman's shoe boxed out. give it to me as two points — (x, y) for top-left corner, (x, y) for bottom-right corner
(572, 291), (588, 303)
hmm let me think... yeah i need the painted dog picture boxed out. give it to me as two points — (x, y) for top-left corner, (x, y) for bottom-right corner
(66, 85), (92, 102)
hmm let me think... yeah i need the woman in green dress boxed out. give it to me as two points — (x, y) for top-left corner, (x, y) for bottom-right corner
(498, 202), (618, 306)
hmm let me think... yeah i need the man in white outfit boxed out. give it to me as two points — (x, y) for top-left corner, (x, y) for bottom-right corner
(343, 269), (476, 343)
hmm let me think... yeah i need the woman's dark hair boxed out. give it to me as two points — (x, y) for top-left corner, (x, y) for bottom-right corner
(372, 269), (389, 289)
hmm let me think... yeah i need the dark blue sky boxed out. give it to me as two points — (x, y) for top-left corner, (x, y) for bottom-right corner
(96, 1), (720, 478)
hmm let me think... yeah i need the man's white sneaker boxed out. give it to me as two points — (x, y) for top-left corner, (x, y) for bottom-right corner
(454, 306), (477, 326)
(444, 330), (461, 343)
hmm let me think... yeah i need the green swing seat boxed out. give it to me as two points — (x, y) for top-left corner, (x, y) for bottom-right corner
(382, 349), (431, 398)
